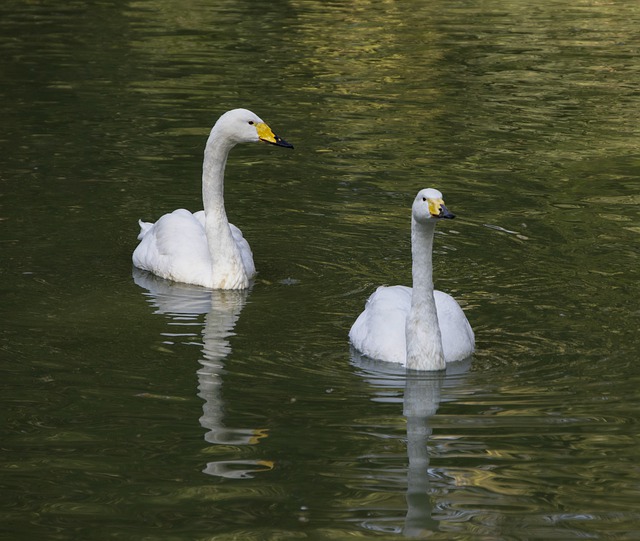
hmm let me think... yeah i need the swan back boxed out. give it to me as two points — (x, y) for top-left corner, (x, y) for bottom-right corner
(133, 209), (214, 287)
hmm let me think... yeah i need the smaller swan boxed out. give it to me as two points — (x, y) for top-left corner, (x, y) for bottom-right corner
(133, 108), (293, 290)
(349, 188), (474, 371)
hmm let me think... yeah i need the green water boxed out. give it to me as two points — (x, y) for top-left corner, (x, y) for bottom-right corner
(2, 0), (639, 539)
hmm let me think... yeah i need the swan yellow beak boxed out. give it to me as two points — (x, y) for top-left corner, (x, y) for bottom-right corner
(256, 122), (294, 148)
(428, 198), (456, 219)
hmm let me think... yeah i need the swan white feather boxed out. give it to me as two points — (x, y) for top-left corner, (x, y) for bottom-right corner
(349, 189), (474, 371)
(133, 108), (292, 290)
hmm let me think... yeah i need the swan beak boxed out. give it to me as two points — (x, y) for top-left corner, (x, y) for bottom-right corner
(438, 203), (456, 219)
(256, 122), (294, 148)
(428, 198), (456, 219)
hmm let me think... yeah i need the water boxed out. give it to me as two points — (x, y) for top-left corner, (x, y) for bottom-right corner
(2, 0), (639, 539)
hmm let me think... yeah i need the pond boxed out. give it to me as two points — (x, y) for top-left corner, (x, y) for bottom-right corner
(1, 0), (639, 539)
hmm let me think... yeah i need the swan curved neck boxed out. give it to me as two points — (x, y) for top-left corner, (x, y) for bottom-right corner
(202, 131), (249, 289)
(406, 218), (445, 371)
(203, 132), (231, 205)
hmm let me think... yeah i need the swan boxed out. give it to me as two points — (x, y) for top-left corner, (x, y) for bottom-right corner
(132, 108), (293, 290)
(349, 188), (474, 371)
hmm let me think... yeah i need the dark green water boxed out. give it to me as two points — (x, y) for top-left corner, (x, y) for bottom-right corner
(2, 0), (639, 539)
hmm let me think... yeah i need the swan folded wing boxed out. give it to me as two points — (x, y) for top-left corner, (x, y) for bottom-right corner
(349, 285), (412, 365)
(132, 209), (213, 287)
(434, 290), (475, 362)
(229, 224), (256, 279)
(193, 210), (206, 228)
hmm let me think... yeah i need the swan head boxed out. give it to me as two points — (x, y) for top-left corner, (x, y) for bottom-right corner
(412, 188), (456, 224)
(212, 108), (293, 148)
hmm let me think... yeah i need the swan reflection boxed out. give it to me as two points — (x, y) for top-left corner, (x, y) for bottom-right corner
(134, 268), (272, 478)
(352, 352), (470, 537)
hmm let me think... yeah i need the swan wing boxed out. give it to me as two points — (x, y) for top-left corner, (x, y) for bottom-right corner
(229, 223), (256, 279)
(132, 209), (213, 287)
(349, 285), (412, 365)
(194, 210), (206, 228)
(434, 290), (475, 362)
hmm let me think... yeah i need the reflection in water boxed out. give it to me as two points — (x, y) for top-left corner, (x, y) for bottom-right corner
(403, 371), (443, 537)
(133, 269), (272, 479)
(352, 352), (470, 537)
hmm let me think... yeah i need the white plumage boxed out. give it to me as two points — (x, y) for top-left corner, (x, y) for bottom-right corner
(133, 108), (292, 290)
(349, 189), (474, 371)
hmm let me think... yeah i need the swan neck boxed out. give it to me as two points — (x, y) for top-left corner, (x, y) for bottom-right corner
(411, 219), (435, 293)
(201, 128), (248, 288)
(406, 219), (445, 371)
(203, 129), (232, 206)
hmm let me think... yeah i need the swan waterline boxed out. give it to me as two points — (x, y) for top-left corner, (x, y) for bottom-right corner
(132, 108), (293, 290)
(349, 188), (475, 371)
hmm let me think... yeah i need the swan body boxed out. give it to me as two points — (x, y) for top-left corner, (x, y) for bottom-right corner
(133, 108), (293, 289)
(349, 188), (474, 371)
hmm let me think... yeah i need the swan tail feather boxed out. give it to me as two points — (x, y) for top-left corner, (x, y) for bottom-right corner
(137, 219), (154, 240)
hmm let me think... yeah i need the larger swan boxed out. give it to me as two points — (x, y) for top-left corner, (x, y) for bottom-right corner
(132, 108), (293, 290)
(349, 188), (474, 371)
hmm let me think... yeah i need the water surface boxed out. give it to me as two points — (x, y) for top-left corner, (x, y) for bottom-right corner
(1, 0), (639, 539)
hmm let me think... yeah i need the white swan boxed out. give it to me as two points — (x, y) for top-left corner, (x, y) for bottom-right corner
(349, 188), (474, 371)
(132, 108), (293, 290)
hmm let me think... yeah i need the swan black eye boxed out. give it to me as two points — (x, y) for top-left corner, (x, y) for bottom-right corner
(248, 121), (254, 125)
(422, 197), (427, 202)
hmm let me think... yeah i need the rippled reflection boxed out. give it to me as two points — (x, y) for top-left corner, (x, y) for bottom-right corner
(133, 269), (272, 479)
(352, 352), (471, 537)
